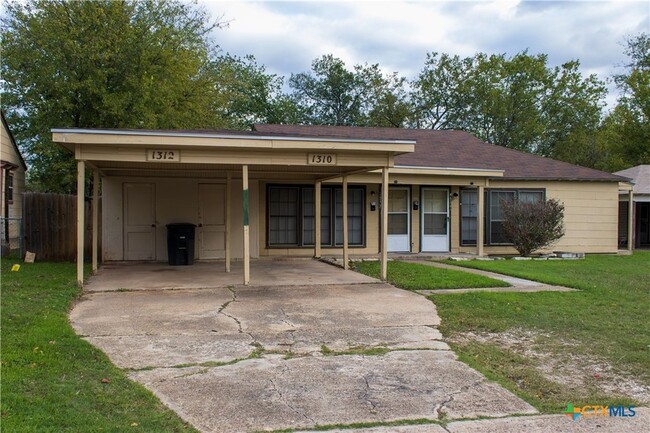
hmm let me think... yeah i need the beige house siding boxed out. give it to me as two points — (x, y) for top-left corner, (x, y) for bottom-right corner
(102, 176), (620, 262)
(458, 180), (619, 254)
(1, 118), (26, 221)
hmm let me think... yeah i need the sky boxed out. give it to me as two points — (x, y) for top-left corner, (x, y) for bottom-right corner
(203, 0), (649, 108)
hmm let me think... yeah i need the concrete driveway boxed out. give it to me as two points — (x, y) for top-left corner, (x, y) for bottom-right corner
(71, 261), (538, 432)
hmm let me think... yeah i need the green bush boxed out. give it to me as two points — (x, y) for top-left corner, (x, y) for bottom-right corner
(501, 198), (565, 256)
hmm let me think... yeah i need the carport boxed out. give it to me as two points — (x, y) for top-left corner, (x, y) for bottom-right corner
(52, 128), (414, 286)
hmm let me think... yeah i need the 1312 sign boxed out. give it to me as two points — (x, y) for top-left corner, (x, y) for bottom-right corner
(147, 149), (180, 162)
(308, 154), (336, 165)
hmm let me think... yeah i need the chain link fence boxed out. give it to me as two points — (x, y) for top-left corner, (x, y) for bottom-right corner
(1, 216), (23, 258)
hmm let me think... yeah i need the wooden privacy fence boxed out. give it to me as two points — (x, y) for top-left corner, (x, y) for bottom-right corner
(23, 193), (100, 262)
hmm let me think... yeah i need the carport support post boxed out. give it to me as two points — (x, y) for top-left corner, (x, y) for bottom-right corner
(315, 181), (322, 258)
(381, 167), (388, 281)
(628, 190), (634, 252)
(225, 172), (231, 272)
(477, 185), (485, 257)
(92, 169), (99, 273)
(242, 165), (250, 285)
(76, 160), (85, 286)
(343, 175), (349, 269)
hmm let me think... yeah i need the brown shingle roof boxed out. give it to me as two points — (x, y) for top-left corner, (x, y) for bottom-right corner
(254, 124), (627, 182)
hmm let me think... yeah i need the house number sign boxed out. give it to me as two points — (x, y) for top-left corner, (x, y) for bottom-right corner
(307, 154), (337, 165)
(147, 149), (180, 162)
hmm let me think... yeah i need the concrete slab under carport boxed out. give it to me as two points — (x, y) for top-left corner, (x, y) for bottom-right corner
(83, 258), (377, 292)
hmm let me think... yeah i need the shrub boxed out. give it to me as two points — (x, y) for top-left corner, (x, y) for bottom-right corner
(501, 198), (565, 257)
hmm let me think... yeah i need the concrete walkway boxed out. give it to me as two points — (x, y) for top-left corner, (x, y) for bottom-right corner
(408, 260), (578, 295)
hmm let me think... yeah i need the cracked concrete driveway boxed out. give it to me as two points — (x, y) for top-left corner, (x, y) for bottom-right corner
(71, 280), (537, 432)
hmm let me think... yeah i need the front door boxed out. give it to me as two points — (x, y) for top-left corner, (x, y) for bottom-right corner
(421, 187), (449, 252)
(387, 187), (410, 252)
(198, 183), (226, 259)
(123, 183), (156, 260)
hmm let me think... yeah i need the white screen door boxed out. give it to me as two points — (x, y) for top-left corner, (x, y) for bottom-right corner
(421, 188), (449, 252)
(198, 184), (226, 259)
(123, 183), (156, 260)
(387, 187), (410, 252)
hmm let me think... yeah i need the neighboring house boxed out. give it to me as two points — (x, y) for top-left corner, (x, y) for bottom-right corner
(52, 125), (631, 285)
(614, 165), (649, 249)
(1, 111), (27, 253)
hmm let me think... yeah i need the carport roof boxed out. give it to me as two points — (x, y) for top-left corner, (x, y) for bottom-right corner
(52, 127), (416, 179)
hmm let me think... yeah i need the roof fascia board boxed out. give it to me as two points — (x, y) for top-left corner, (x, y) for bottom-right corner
(496, 177), (624, 182)
(1, 111), (28, 171)
(51, 128), (415, 146)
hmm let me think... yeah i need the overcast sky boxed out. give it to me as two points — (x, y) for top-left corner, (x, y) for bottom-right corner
(204, 0), (649, 108)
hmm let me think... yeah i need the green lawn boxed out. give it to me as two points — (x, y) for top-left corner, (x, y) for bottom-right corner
(433, 252), (650, 412)
(354, 260), (509, 290)
(1, 260), (198, 433)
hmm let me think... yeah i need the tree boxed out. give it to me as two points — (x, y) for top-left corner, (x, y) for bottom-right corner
(1, 0), (225, 193)
(210, 54), (304, 129)
(501, 198), (565, 257)
(410, 52), (474, 129)
(598, 33), (650, 171)
(289, 55), (409, 126)
(367, 72), (412, 127)
(410, 51), (606, 155)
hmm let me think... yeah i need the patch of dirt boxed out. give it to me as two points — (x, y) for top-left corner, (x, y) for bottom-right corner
(450, 328), (649, 404)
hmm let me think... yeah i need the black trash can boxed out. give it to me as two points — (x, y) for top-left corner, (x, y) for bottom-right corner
(166, 223), (196, 265)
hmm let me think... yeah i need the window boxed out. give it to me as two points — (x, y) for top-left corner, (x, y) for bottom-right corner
(268, 185), (365, 247)
(335, 188), (364, 245)
(489, 190), (516, 244)
(460, 188), (545, 246)
(422, 188), (448, 235)
(460, 189), (477, 245)
(519, 190), (544, 204)
(302, 188), (332, 246)
(268, 187), (299, 245)
(5, 171), (14, 204)
(387, 188), (409, 235)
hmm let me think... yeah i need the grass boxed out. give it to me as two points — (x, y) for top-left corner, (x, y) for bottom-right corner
(431, 252), (650, 412)
(261, 417), (439, 433)
(320, 344), (391, 357)
(354, 260), (509, 290)
(1, 259), (199, 433)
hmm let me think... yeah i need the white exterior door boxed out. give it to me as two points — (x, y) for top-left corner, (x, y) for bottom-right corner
(421, 188), (449, 252)
(387, 187), (410, 252)
(123, 183), (156, 260)
(198, 183), (226, 259)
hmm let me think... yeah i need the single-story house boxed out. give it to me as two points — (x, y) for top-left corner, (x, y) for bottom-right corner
(614, 165), (649, 249)
(1, 111), (27, 253)
(52, 124), (632, 285)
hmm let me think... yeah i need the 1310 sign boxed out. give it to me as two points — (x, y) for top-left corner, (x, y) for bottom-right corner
(308, 154), (337, 165)
(147, 149), (180, 162)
